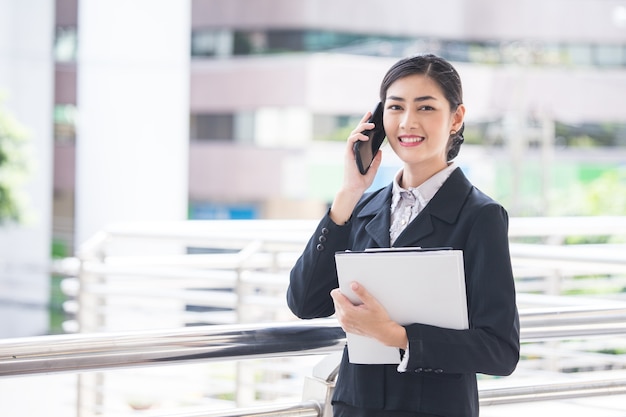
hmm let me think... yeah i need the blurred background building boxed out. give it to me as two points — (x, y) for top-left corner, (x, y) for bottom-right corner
(53, 0), (626, 238)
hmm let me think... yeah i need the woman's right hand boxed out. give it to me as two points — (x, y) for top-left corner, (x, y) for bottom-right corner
(329, 112), (383, 225)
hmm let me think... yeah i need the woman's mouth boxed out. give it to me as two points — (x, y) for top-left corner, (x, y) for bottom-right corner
(399, 135), (425, 145)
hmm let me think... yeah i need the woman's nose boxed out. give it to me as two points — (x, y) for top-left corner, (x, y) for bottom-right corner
(399, 112), (416, 130)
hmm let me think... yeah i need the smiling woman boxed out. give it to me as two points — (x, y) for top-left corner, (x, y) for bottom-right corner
(287, 54), (520, 417)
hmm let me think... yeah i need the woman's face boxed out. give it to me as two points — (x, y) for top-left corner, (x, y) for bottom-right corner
(383, 74), (464, 176)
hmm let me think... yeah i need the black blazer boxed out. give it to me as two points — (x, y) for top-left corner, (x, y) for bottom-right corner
(287, 168), (520, 417)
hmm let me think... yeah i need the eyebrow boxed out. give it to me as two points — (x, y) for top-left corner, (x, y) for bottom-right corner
(386, 95), (438, 102)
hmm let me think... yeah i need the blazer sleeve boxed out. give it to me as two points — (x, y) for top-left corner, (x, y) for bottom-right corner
(403, 203), (520, 376)
(287, 212), (351, 319)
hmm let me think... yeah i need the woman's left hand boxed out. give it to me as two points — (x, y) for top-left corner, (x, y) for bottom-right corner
(330, 282), (408, 349)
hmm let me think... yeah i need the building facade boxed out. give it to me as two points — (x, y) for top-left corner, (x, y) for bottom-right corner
(50, 0), (626, 250)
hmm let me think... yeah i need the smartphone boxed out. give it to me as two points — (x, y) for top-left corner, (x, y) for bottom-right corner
(354, 102), (385, 175)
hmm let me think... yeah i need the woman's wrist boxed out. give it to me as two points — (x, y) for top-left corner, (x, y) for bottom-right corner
(329, 189), (362, 225)
(380, 322), (409, 349)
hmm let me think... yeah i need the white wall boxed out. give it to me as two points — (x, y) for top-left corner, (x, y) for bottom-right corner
(75, 0), (191, 247)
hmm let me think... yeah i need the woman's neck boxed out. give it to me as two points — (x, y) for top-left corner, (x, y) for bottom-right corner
(401, 162), (449, 189)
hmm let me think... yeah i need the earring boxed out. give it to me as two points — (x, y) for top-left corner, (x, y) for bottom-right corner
(450, 130), (456, 135)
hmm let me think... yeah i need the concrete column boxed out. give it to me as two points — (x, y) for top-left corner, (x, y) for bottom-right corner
(75, 0), (190, 247)
(0, 0), (54, 337)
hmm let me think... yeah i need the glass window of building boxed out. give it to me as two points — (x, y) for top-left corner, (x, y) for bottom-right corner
(566, 44), (593, 66)
(190, 114), (234, 141)
(594, 44), (625, 67)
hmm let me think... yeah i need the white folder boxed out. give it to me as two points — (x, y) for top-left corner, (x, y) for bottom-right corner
(334, 247), (468, 364)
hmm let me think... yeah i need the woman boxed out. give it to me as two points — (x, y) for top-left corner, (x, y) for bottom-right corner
(287, 54), (520, 417)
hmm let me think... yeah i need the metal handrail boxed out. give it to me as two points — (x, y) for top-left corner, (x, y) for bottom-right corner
(3, 305), (626, 377)
(506, 216), (626, 237)
(75, 375), (626, 417)
(1, 310), (626, 416)
(54, 217), (625, 279)
(479, 376), (626, 406)
(0, 319), (344, 377)
(86, 216), (626, 243)
(510, 242), (626, 274)
(132, 402), (321, 417)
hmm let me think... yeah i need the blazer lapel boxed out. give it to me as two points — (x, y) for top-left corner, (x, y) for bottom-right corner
(357, 185), (392, 248)
(392, 210), (435, 247)
(392, 168), (473, 247)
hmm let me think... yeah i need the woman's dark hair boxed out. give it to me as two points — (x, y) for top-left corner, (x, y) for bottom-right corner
(379, 54), (465, 161)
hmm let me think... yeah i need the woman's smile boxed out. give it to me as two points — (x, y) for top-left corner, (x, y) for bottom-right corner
(398, 134), (425, 146)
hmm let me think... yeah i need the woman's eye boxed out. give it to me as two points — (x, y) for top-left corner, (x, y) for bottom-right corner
(387, 105), (402, 111)
(419, 105), (435, 111)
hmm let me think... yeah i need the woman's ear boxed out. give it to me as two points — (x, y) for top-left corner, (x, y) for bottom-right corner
(452, 104), (466, 132)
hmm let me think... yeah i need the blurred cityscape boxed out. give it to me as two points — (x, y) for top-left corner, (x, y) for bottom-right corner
(1, 0), (626, 416)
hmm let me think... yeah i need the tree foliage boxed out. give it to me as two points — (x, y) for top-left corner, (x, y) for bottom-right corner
(550, 169), (626, 218)
(0, 97), (30, 224)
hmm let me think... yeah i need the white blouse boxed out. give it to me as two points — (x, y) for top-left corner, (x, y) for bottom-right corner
(389, 163), (457, 245)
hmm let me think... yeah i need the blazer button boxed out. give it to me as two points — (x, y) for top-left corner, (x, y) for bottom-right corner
(414, 367), (423, 373)
(318, 235), (327, 243)
(321, 227), (330, 235)
(434, 369), (443, 373)
(316, 243), (325, 251)
(424, 368), (432, 373)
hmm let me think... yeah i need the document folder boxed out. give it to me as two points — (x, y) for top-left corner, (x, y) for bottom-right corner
(334, 247), (468, 364)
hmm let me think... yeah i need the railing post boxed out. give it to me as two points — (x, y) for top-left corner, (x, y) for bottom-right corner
(235, 240), (263, 407)
(76, 232), (109, 417)
(302, 351), (342, 417)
